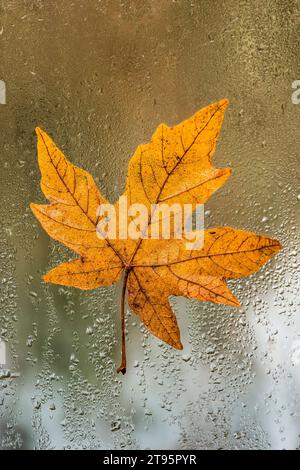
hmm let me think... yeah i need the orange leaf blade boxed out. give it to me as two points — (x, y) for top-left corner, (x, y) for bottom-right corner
(125, 99), (231, 209)
(44, 258), (123, 290)
(127, 268), (183, 350)
(30, 103), (283, 362)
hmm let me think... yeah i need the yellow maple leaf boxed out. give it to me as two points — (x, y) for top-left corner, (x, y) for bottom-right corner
(30, 100), (282, 374)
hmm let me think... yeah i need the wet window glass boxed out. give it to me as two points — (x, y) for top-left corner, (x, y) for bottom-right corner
(0, 0), (299, 450)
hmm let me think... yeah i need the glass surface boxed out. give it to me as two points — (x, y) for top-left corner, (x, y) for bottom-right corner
(0, 0), (299, 449)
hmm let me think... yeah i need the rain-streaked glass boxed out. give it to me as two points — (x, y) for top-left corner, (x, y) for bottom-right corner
(0, 0), (299, 450)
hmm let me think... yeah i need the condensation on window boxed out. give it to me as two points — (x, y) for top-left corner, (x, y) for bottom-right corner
(0, 0), (299, 450)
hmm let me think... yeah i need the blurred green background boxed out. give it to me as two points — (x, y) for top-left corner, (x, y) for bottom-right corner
(0, 0), (299, 449)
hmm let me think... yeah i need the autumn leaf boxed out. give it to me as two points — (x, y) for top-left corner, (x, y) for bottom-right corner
(30, 99), (282, 374)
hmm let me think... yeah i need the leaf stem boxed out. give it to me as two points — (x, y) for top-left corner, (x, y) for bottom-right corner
(117, 268), (130, 374)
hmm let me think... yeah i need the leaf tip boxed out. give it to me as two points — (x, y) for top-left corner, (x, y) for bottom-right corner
(221, 167), (232, 179)
(263, 237), (282, 257)
(35, 126), (44, 136)
(219, 98), (229, 109)
(232, 298), (241, 308)
(35, 127), (48, 144)
(272, 239), (283, 254)
(35, 127), (42, 137)
(42, 272), (51, 284)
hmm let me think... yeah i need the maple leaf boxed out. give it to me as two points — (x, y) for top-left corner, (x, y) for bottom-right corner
(30, 99), (282, 374)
